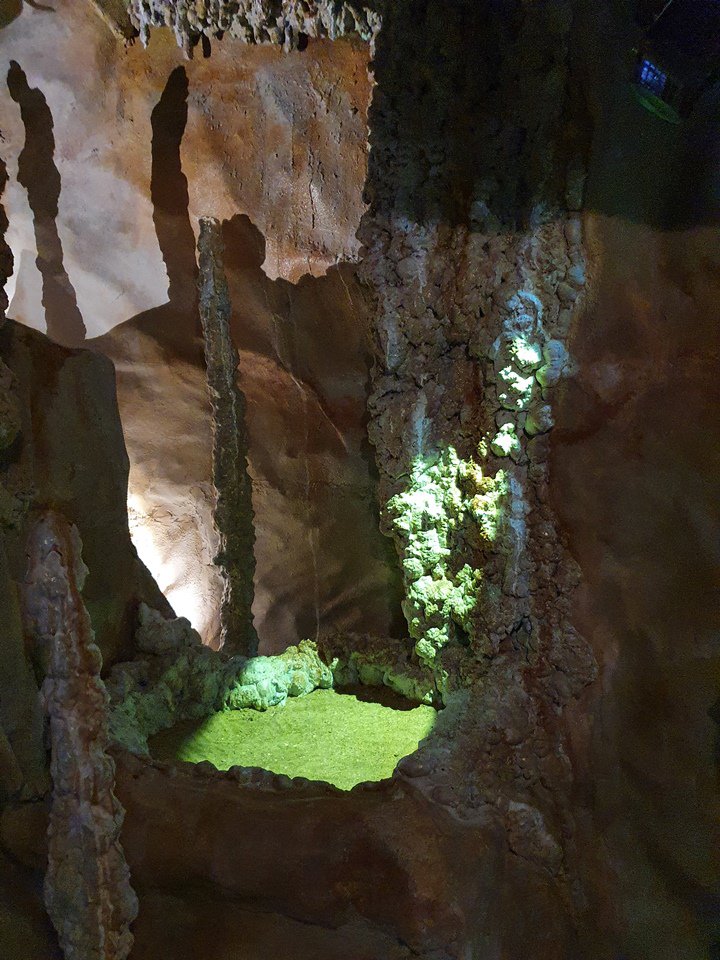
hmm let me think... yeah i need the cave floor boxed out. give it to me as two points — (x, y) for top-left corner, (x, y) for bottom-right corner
(149, 688), (436, 790)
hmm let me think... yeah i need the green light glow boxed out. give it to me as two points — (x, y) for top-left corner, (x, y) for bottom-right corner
(631, 84), (682, 125)
(388, 448), (506, 666)
(498, 366), (535, 410)
(509, 337), (543, 370)
(149, 688), (436, 791)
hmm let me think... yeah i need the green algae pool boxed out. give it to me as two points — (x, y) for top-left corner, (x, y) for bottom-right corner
(149, 688), (436, 791)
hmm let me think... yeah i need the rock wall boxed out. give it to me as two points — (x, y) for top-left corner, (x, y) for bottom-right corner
(1, 319), (170, 666)
(551, 9), (720, 954)
(357, 1), (602, 951)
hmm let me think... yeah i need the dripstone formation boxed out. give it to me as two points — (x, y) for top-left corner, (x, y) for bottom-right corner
(197, 217), (259, 658)
(23, 512), (137, 960)
(128, 0), (382, 53)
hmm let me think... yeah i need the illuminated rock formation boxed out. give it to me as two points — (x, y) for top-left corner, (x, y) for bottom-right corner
(128, 0), (381, 53)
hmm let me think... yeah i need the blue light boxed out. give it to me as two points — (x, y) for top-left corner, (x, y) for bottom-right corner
(638, 59), (667, 94)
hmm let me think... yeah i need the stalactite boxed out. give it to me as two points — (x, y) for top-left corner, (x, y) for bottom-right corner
(197, 217), (258, 658)
(23, 511), (137, 960)
(127, 0), (382, 54)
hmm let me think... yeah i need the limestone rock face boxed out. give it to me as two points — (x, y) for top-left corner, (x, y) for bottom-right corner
(24, 511), (137, 960)
(552, 213), (720, 959)
(2, 2), (371, 336)
(3, 3), (398, 653)
(1, 319), (170, 667)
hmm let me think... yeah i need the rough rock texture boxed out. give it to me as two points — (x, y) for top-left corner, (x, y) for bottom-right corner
(24, 511), (137, 960)
(554, 216), (720, 960)
(197, 217), (258, 656)
(113, 745), (482, 958)
(354, 0), (601, 951)
(128, 0), (381, 53)
(3, 4), (371, 328)
(548, 10), (720, 949)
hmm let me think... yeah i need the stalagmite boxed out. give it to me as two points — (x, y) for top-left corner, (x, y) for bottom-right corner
(23, 512), (137, 960)
(197, 217), (259, 658)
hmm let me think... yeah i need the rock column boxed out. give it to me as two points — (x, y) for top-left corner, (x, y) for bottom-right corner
(23, 512), (137, 960)
(197, 217), (258, 658)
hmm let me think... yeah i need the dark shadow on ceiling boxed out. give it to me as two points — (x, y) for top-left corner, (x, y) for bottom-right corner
(91, 65), (201, 361)
(366, 0), (720, 233)
(151, 65), (199, 318)
(365, 0), (586, 231)
(0, 0), (22, 29)
(6, 60), (85, 346)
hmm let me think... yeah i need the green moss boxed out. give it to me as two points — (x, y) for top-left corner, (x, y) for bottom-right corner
(490, 422), (521, 459)
(149, 688), (436, 791)
(222, 640), (333, 711)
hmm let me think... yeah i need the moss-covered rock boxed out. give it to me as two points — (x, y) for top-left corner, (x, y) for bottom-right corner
(222, 641), (334, 712)
(387, 448), (506, 668)
(108, 624), (335, 754)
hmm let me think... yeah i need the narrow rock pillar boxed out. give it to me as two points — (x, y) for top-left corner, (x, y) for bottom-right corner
(23, 511), (137, 960)
(197, 216), (258, 658)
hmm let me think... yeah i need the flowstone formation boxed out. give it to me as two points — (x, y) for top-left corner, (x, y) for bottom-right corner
(388, 447), (506, 670)
(23, 512), (137, 960)
(128, 0), (382, 53)
(197, 217), (258, 657)
(107, 605), (335, 755)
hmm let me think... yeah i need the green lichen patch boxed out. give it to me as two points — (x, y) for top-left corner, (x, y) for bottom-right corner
(108, 637), (335, 755)
(387, 448), (506, 667)
(223, 641), (334, 710)
(149, 688), (437, 791)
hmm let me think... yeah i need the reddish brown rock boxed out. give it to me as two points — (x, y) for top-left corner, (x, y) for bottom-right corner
(24, 511), (137, 960)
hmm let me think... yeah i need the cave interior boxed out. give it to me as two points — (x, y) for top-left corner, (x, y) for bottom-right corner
(0, 1), (719, 959)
